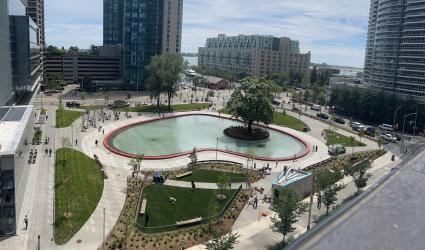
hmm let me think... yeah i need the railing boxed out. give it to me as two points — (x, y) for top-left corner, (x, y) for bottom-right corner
(135, 184), (243, 234)
(187, 160), (243, 168)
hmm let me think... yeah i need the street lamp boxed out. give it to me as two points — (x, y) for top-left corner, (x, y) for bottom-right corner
(216, 137), (219, 160)
(401, 113), (416, 153)
(393, 106), (402, 137)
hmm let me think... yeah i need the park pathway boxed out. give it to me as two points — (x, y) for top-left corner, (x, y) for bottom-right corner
(163, 179), (246, 190)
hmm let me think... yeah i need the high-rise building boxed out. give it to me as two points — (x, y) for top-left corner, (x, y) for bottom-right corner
(0, 0), (14, 107)
(103, 0), (124, 46)
(26, 0), (45, 49)
(364, 0), (425, 100)
(198, 35), (311, 79)
(0, 0), (37, 236)
(103, 0), (183, 90)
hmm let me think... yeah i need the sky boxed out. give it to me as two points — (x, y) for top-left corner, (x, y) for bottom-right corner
(45, 0), (370, 68)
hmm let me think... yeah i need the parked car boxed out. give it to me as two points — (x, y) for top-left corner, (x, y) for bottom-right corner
(66, 101), (81, 108)
(393, 134), (402, 142)
(379, 124), (394, 132)
(382, 134), (397, 143)
(109, 100), (130, 109)
(317, 113), (329, 120)
(352, 122), (365, 132)
(334, 116), (346, 124)
(328, 144), (346, 155)
(311, 104), (321, 111)
(366, 127), (376, 136)
(272, 100), (281, 106)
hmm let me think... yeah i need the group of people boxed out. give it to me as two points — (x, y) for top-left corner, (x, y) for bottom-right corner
(44, 148), (53, 157)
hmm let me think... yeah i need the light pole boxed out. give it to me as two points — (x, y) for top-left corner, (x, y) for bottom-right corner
(393, 106), (402, 137)
(216, 137), (219, 160)
(402, 113), (416, 153)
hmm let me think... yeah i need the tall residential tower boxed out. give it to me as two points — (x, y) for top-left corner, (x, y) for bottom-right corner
(364, 0), (425, 100)
(103, 0), (183, 90)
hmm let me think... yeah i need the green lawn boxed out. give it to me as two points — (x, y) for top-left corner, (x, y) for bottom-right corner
(325, 130), (366, 147)
(56, 109), (84, 128)
(220, 108), (309, 132)
(178, 169), (246, 183)
(121, 103), (210, 113)
(138, 184), (236, 232)
(274, 112), (309, 132)
(54, 148), (104, 245)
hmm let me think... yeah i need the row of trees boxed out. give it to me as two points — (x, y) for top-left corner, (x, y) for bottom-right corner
(146, 53), (187, 112)
(329, 88), (424, 133)
(310, 66), (333, 86)
(45, 45), (81, 57)
(272, 159), (373, 246)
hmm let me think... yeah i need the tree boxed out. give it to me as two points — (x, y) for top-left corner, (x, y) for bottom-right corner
(81, 76), (94, 92)
(127, 92), (132, 100)
(310, 66), (318, 84)
(159, 53), (186, 112)
(217, 173), (230, 200)
(146, 55), (164, 112)
(80, 92), (86, 104)
(271, 188), (308, 245)
(375, 128), (383, 149)
(189, 148), (198, 168)
(205, 231), (240, 250)
(128, 154), (144, 177)
(315, 168), (345, 215)
(344, 159), (372, 194)
(226, 78), (274, 134)
(358, 129), (364, 144)
(350, 136), (356, 154)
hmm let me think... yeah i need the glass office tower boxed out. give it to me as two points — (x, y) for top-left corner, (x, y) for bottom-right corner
(103, 0), (124, 45)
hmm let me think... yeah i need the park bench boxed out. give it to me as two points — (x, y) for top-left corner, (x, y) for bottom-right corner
(140, 198), (147, 215)
(176, 217), (202, 226)
(176, 171), (192, 179)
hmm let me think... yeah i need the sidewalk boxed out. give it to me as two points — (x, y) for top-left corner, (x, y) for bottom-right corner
(164, 179), (246, 190)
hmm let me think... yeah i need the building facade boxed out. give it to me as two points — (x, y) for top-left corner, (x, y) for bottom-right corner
(26, 0), (45, 49)
(0, 0), (39, 236)
(198, 35), (311, 79)
(103, 0), (183, 90)
(103, 0), (124, 46)
(45, 46), (123, 90)
(364, 0), (425, 100)
(0, 0), (14, 107)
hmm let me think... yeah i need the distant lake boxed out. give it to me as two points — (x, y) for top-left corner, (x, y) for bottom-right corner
(184, 56), (198, 67)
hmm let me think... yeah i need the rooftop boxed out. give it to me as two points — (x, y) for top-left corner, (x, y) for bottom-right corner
(273, 168), (312, 186)
(0, 105), (33, 155)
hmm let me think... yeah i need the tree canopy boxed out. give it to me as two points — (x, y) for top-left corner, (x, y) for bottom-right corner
(226, 78), (274, 133)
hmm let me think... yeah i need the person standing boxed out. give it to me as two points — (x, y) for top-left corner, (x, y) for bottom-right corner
(49, 149), (52, 157)
(253, 197), (258, 209)
(24, 215), (29, 230)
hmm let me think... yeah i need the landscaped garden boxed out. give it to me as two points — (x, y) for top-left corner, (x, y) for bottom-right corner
(120, 103), (210, 113)
(54, 148), (104, 245)
(177, 169), (246, 183)
(56, 108), (84, 128)
(137, 184), (238, 232)
(325, 129), (366, 147)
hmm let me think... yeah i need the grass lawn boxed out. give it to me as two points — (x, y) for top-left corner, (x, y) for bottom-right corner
(137, 184), (236, 232)
(56, 109), (84, 128)
(178, 169), (246, 183)
(274, 112), (309, 132)
(121, 103), (210, 113)
(54, 148), (104, 245)
(325, 130), (366, 147)
(220, 108), (309, 132)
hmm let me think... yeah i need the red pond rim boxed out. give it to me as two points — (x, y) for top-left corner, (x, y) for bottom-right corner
(103, 113), (311, 161)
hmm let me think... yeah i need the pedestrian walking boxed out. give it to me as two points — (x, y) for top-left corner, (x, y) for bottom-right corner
(103, 129), (105, 135)
(24, 215), (28, 230)
(253, 197), (258, 209)
(45, 149), (48, 156)
(191, 180), (196, 193)
(95, 140), (99, 147)
(49, 149), (52, 157)
(75, 139), (78, 145)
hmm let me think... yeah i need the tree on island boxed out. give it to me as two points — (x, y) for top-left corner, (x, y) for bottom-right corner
(146, 55), (164, 112)
(226, 78), (274, 134)
(205, 230), (240, 250)
(344, 159), (372, 194)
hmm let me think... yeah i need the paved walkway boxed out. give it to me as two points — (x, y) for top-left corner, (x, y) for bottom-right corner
(164, 179), (246, 190)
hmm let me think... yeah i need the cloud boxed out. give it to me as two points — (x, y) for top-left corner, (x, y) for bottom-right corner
(45, 0), (370, 67)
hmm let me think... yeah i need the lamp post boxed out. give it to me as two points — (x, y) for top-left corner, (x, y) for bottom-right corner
(402, 113), (416, 153)
(216, 137), (219, 160)
(393, 106), (402, 137)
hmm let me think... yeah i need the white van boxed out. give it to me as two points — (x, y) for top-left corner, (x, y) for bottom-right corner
(379, 124), (394, 132)
(311, 105), (321, 111)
